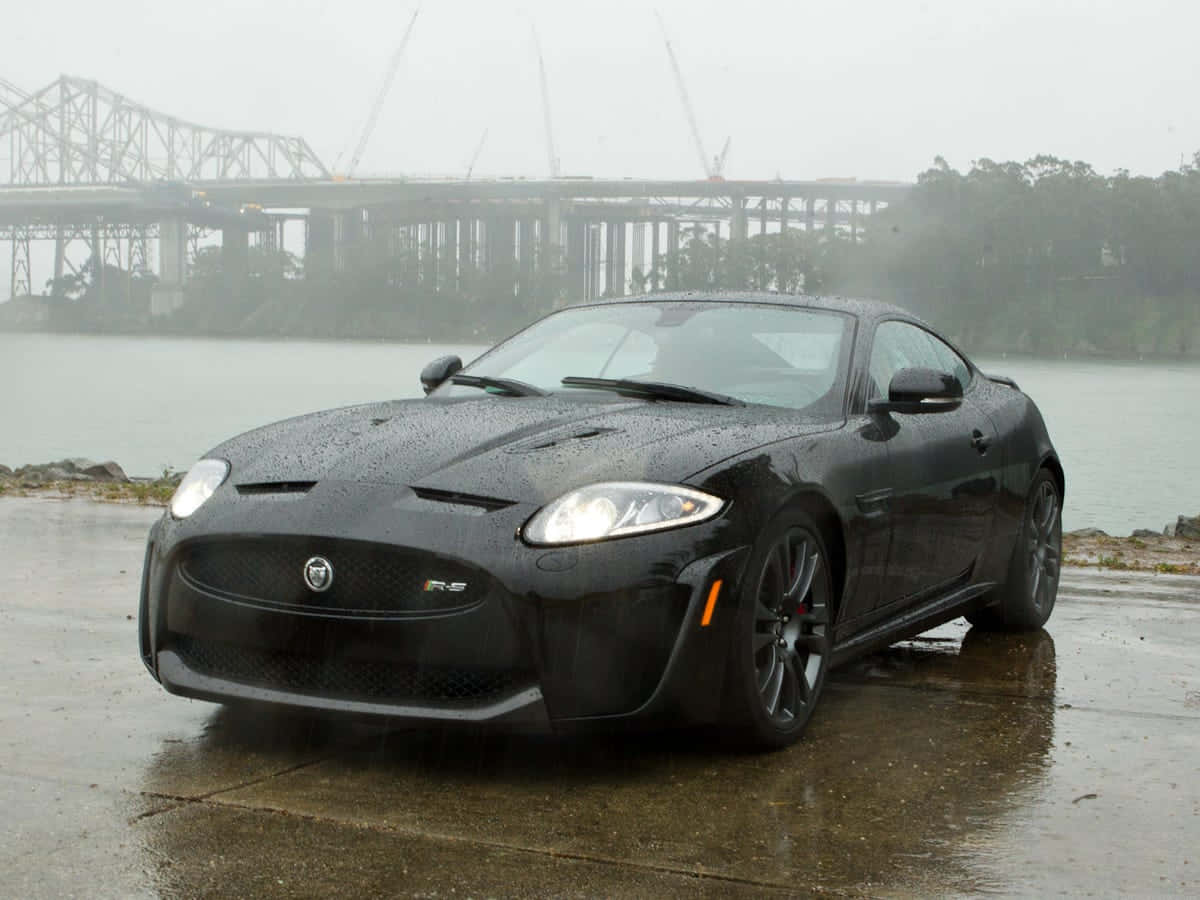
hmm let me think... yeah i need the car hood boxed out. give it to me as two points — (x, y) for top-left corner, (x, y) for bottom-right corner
(208, 395), (836, 505)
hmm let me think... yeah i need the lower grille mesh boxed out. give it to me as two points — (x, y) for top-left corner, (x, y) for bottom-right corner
(173, 635), (523, 705)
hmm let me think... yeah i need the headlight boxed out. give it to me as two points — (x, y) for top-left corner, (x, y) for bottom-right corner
(523, 482), (724, 545)
(169, 459), (230, 519)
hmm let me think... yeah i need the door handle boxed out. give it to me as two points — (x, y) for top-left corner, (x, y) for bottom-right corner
(970, 429), (991, 454)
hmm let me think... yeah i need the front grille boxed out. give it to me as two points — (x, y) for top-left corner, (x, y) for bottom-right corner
(178, 538), (488, 616)
(173, 635), (523, 705)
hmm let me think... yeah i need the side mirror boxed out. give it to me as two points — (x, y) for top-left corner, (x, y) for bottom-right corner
(869, 367), (962, 414)
(420, 355), (463, 395)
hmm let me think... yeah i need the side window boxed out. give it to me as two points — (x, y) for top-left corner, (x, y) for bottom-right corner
(925, 333), (972, 391)
(868, 321), (941, 398)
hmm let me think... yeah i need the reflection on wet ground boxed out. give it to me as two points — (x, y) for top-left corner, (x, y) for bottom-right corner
(1, 497), (1197, 896)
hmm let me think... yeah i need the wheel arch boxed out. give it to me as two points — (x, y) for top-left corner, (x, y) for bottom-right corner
(1039, 453), (1065, 499)
(771, 489), (847, 622)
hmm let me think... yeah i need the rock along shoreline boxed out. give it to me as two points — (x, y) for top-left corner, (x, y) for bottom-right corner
(0, 458), (182, 506)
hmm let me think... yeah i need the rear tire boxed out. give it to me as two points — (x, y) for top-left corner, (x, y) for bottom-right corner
(968, 469), (1062, 631)
(722, 510), (833, 750)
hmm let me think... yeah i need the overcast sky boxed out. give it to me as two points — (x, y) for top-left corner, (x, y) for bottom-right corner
(3, 0), (1198, 182)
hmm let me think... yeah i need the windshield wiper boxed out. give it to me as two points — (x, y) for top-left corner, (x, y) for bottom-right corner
(451, 374), (547, 397)
(561, 377), (743, 406)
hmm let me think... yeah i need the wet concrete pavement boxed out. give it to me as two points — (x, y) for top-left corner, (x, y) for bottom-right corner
(1, 496), (1196, 897)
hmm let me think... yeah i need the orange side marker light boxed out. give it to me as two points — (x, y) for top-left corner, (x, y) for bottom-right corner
(700, 579), (723, 627)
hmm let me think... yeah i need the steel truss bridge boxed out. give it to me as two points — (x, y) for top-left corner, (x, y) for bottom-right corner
(1, 74), (911, 310)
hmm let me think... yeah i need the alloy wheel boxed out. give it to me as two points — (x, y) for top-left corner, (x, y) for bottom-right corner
(751, 527), (830, 726)
(1027, 480), (1061, 614)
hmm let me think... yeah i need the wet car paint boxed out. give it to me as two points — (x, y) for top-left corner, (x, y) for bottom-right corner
(139, 294), (1062, 729)
(3, 497), (1197, 896)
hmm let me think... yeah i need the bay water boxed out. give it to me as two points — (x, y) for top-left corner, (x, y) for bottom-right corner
(3, 332), (1196, 534)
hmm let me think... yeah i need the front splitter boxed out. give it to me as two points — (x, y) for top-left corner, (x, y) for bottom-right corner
(156, 650), (553, 729)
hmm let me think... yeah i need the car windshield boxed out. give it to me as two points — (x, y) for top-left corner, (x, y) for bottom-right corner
(438, 301), (854, 416)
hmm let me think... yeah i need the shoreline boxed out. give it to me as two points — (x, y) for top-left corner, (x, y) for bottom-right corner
(2, 481), (1197, 576)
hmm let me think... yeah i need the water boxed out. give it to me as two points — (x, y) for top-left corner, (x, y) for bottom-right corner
(2, 333), (1197, 534)
(1, 333), (487, 480)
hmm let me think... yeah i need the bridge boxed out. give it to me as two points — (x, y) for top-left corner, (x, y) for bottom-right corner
(1, 75), (912, 311)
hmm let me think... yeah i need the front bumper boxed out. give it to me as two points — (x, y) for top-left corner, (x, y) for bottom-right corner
(140, 480), (747, 729)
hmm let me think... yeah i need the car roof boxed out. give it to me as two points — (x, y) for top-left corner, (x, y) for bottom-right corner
(571, 291), (921, 325)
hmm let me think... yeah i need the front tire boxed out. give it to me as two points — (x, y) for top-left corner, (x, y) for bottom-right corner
(722, 512), (833, 750)
(968, 469), (1062, 631)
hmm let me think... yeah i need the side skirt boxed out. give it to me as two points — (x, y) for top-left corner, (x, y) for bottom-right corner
(830, 581), (996, 667)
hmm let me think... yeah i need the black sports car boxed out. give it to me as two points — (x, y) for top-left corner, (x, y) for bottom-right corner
(139, 293), (1063, 749)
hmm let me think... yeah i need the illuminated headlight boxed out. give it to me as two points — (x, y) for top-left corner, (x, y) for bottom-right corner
(169, 459), (230, 519)
(523, 482), (724, 546)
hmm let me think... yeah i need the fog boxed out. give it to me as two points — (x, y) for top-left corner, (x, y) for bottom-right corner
(4, 0), (1198, 180)
(5, 1), (1200, 353)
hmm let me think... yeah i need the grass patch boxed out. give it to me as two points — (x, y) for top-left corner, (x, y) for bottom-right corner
(131, 481), (174, 505)
(0, 479), (174, 507)
(1068, 555), (1200, 576)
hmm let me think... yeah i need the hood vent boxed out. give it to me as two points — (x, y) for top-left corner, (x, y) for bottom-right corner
(235, 481), (317, 496)
(410, 486), (515, 512)
(505, 427), (619, 454)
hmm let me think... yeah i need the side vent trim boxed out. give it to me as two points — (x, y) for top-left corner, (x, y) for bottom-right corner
(235, 481), (317, 495)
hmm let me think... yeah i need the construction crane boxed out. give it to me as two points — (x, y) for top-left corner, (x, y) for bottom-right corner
(713, 136), (731, 179)
(343, 6), (421, 179)
(532, 25), (561, 178)
(655, 12), (728, 180)
(464, 128), (488, 181)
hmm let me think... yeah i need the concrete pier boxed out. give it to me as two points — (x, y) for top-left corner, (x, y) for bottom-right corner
(1, 495), (1196, 897)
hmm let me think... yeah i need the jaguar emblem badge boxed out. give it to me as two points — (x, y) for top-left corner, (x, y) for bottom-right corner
(303, 556), (334, 592)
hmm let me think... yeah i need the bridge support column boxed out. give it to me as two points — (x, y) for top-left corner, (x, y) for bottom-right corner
(518, 218), (534, 297)
(151, 216), (187, 316)
(335, 210), (365, 273)
(731, 193), (748, 242)
(611, 222), (626, 296)
(541, 197), (563, 302)
(543, 197), (562, 253)
(421, 223), (437, 286)
(666, 221), (679, 289)
(650, 220), (661, 292)
(442, 220), (458, 292)
(778, 198), (791, 292)
(603, 223), (614, 296)
(52, 223), (66, 295)
(459, 218), (474, 280)
(222, 226), (249, 294)
(587, 224), (601, 300)
(487, 218), (516, 295)
(566, 218), (586, 300)
(715, 222), (722, 284)
(305, 211), (335, 276)
(631, 222), (645, 293)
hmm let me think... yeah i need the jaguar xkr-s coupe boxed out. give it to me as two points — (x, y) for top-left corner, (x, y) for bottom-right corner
(139, 293), (1063, 748)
